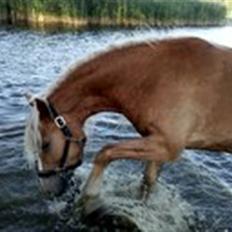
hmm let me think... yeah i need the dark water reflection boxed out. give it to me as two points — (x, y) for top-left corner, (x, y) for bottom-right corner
(0, 26), (232, 231)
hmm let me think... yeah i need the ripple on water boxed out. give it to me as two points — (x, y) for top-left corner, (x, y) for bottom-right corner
(0, 27), (232, 232)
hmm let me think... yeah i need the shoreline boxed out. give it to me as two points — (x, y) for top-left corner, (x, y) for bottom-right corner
(0, 0), (227, 31)
(0, 13), (227, 31)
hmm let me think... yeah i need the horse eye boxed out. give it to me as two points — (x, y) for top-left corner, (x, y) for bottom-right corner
(42, 142), (50, 151)
(82, 137), (87, 144)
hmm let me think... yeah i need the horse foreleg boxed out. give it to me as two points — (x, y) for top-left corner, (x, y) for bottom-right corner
(140, 161), (162, 201)
(82, 135), (181, 200)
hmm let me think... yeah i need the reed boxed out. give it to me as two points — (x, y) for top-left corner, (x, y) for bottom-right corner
(215, 0), (232, 18)
(0, 0), (226, 29)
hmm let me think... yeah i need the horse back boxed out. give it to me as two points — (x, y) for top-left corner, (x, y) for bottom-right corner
(106, 37), (232, 151)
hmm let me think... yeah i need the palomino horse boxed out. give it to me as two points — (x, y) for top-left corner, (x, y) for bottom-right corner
(25, 37), (232, 202)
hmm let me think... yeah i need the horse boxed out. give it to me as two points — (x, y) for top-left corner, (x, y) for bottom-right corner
(25, 36), (232, 204)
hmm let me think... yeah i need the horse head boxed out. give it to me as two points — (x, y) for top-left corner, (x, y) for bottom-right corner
(25, 94), (86, 196)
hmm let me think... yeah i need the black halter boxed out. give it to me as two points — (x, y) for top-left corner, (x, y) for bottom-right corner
(36, 100), (85, 178)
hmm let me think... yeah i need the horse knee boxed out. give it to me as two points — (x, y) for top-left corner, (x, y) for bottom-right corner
(94, 144), (114, 167)
(152, 139), (181, 162)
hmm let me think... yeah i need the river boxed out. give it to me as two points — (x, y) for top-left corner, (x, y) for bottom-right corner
(0, 26), (232, 232)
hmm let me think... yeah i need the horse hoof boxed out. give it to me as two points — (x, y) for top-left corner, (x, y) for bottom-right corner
(76, 194), (107, 216)
(84, 197), (105, 215)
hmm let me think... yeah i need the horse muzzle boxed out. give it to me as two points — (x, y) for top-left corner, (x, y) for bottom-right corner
(39, 174), (69, 197)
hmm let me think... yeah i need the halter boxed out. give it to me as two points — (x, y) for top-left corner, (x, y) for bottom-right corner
(36, 100), (85, 178)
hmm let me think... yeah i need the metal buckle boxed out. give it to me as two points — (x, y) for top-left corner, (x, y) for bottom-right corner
(54, 116), (66, 129)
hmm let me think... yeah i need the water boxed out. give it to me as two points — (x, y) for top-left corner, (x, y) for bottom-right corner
(0, 26), (232, 232)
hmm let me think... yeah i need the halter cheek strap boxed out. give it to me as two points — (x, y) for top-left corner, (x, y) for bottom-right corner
(36, 100), (85, 178)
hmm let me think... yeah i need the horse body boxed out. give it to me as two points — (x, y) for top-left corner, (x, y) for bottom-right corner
(25, 37), (232, 200)
(50, 37), (232, 151)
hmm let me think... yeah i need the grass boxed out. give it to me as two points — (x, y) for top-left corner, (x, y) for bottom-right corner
(0, 0), (227, 29)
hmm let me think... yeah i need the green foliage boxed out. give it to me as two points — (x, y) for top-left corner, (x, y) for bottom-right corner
(0, 0), (227, 27)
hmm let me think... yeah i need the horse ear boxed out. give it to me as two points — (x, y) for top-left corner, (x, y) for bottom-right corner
(24, 92), (34, 106)
(34, 98), (50, 121)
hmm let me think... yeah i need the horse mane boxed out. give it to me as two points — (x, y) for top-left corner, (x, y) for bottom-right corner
(24, 106), (42, 168)
(44, 38), (161, 99)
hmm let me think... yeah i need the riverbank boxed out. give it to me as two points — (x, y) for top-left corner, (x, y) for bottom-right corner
(0, 0), (227, 30)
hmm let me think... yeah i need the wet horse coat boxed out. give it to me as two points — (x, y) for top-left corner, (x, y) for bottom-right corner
(25, 37), (232, 200)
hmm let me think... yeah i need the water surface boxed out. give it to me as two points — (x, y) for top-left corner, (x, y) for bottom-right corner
(0, 26), (232, 231)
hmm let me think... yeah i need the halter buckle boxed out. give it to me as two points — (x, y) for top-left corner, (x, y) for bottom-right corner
(54, 116), (66, 129)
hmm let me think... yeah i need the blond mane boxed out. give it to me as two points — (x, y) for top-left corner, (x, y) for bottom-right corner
(24, 106), (42, 168)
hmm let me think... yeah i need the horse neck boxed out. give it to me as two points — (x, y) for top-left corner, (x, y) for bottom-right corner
(47, 76), (117, 126)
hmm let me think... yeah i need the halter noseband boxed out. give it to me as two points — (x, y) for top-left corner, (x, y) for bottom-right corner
(36, 100), (85, 178)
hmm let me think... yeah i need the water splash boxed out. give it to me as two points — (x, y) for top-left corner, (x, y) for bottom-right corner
(1, 27), (232, 231)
